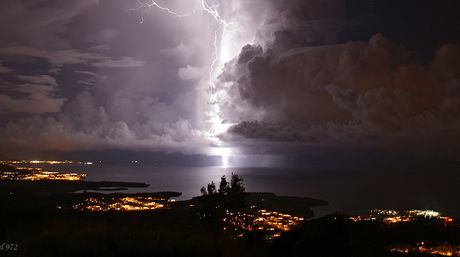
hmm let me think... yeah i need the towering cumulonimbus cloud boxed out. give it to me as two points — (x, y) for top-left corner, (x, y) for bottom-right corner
(217, 0), (460, 142)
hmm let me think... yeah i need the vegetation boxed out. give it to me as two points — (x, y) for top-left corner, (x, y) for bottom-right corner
(198, 174), (246, 226)
(200, 173), (245, 196)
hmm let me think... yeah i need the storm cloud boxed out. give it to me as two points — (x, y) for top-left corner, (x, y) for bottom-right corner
(217, 0), (460, 143)
(0, 0), (217, 156)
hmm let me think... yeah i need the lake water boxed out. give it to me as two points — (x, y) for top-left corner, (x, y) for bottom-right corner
(35, 163), (460, 217)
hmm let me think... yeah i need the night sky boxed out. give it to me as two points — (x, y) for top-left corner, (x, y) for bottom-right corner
(1, 0), (460, 165)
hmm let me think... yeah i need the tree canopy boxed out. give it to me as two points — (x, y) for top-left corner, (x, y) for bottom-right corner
(200, 173), (245, 197)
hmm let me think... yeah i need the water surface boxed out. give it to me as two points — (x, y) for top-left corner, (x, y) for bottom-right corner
(35, 163), (460, 217)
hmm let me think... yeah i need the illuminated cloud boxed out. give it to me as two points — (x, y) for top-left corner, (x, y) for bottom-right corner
(0, 74), (64, 114)
(178, 65), (203, 81)
(74, 71), (107, 86)
(17, 75), (57, 86)
(93, 56), (145, 68)
(0, 88), (66, 114)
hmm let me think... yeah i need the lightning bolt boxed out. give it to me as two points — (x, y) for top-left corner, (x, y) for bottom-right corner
(132, 0), (196, 23)
(134, 0), (232, 138)
(198, 0), (233, 137)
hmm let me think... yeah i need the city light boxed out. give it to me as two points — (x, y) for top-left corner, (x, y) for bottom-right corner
(223, 209), (304, 239)
(2, 160), (93, 165)
(390, 242), (460, 256)
(0, 161), (87, 181)
(349, 209), (454, 225)
(73, 197), (167, 211)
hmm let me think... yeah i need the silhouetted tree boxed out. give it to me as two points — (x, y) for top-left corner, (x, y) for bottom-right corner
(207, 181), (216, 195)
(218, 175), (229, 194)
(227, 173), (245, 211)
(200, 186), (207, 196)
(229, 173), (245, 195)
(198, 173), (247, 225)
(200, 174), (244, 197)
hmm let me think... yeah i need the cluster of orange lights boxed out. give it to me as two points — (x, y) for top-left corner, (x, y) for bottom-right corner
(223, 209), (304, 239)
(73, 197), (167, 211)
(2, 160), (93, 165)
(350, 209), (454, 225)
(349, 216), (376, 222)
(391, 242), (460, 256)
(1, 161), (88, 181)
(0, 169), (86, 181)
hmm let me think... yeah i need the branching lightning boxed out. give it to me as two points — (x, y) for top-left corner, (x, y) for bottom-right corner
(198, 0), (233, 137)
(134, 0), (232, 137)
(133, 0), (196, 23)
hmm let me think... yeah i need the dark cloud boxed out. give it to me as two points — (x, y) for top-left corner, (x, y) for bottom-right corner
(219, 0), (460, 144)
(0, 0), (100, 48)
(0, 84), (65, 114)
(0, 47), (144, 68)
(261, 0), (346, 50)
(0, 64), (14, 73)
